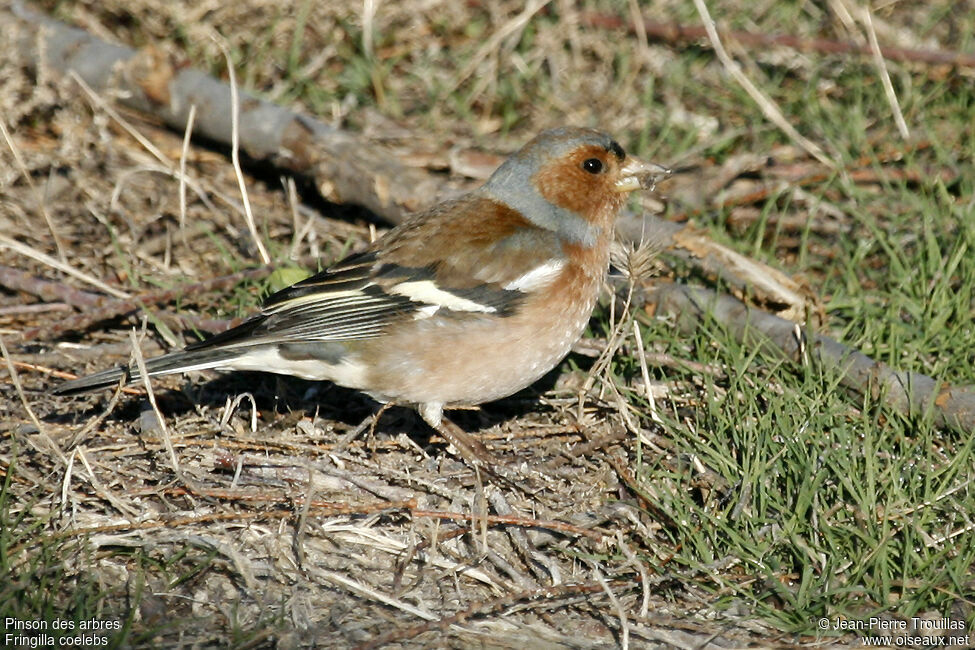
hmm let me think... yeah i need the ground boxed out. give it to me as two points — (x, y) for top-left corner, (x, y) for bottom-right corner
(1, 1), (974, 648)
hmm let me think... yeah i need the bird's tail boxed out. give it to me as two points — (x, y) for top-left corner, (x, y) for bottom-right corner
(52, 346), (250, 395)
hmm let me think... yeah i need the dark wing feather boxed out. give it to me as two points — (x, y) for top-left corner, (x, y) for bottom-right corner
(195, 195), (566, 350)
(262, 250), (378, 308)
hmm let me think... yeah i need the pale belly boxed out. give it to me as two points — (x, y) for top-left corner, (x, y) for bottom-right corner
(361, 289), (598, 407)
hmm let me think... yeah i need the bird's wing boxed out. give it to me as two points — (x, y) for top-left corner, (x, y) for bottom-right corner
(184, 251), (411, 350)
(185, 196), (568, 352)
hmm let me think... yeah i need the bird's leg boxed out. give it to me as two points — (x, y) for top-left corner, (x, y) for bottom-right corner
(434, 415), (527, 487)
(434, 416), (496, 469)
(417, 402), (527, 485)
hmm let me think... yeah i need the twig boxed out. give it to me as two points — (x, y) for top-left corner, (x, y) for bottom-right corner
(316, 568), (438, 622)
(0, 264), (106, 308)
(592, 561), (629, 650)
(579, 272), (639, 419)
(214, 35), (270, 265)
(486, 489), (546, 586)
(650, 281), (975, 434)
(7, 506), (412, 557)
(410, 509), (603, 541)
(853, 1), (910, 140)
(69, 70), (171, 169)
(580, 11), (975, 69)
(70, 67), (221, 217)
(632, 320), (662, 425)
(361, 0), (377, 59)
(0, 119), (67, 262)
(627, 0), (651, 65)
(0, 233), (129, 299)
(0, 334), (67, 465)
(18, 266), (272, 341)
(616, 143), (950, 242)
(0, 303), (71, 316)
(179, 104), (196, 235)
(615, 530), (651, 618)
(690, 0), (835, 169)
(604, 450), (673, 524)
(66, 376), (134, 449)
(129, 329), (183, 481)
(286, 177), (310, 260)
(355, 578), (638, 650)
(160, 486), (418, 514)
(447, 0), (549, 93)
(75, 446), (140, 517)
(8, 4), (438, 223)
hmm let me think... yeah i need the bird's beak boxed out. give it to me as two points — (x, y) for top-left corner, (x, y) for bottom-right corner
(615, 156), (671, 193)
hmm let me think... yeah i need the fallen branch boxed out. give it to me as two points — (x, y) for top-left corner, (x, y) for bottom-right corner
(7, 3), (440, 223)
(18, 267), (274, 341)
(581, 11), (975, 70)
(615, 215), (819, 323)
(0, 265), (270, 341)
(649, 282), (975, 433)
(0, 264), (106, 309)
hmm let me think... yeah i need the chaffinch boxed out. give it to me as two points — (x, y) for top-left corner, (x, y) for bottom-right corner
(55, 127), (669, 429)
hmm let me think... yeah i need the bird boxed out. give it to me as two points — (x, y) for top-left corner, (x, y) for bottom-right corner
(54, 127), (669, 431)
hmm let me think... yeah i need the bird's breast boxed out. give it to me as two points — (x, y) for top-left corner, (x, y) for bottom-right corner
(360, 248), (609, 407)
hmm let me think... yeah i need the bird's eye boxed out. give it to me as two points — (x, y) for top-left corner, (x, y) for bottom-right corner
(582, 158), (603, 174)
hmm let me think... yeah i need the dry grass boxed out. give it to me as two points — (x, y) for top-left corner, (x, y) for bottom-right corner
(2, 0), (974, 648)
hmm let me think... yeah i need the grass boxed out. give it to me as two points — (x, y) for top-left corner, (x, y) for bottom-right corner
(615, 34), (975, 630)
(0, 447), (124, 646)
(561, 2), (973, 632)
(627, 312), (974, 634)
(0, 444), (290, 647)
(6, 0), (975, 644)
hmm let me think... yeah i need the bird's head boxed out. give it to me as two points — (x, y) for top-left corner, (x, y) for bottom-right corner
(481, 127), (669, 246)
